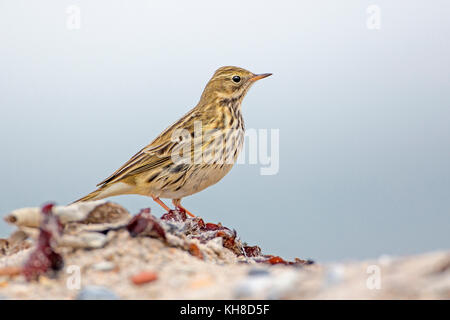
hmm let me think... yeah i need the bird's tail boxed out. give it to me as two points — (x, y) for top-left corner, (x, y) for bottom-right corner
(72, 182), (134, 204)
(73, 188), (106, 204)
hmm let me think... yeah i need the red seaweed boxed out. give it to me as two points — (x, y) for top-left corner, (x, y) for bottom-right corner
(202, 222), (228, 231)
(265, 255), (287, 265)
(195, 217), (205, 229)
(244, 245), (262, 257)
(160, 209), (187, 222)
(22, 203), (64, 281)
(215, 229), (243, 255)
(127, 208), (166, 241)
(134, 206), (313, 267)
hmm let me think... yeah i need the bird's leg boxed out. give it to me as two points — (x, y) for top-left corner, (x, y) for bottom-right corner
(152, 196), (171, 212)
(172, 199), (196, 217)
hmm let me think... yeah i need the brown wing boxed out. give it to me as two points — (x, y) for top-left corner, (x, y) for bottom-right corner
(96, 108), (199, 187)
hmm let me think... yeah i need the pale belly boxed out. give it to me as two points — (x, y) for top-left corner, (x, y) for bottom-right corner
(138, 125), (244, 200)
(155, 164), (235, 199)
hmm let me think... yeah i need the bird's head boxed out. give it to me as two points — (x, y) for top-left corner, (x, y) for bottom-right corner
(199, 66), (272, 106)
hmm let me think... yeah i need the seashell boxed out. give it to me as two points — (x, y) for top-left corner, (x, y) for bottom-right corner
(4, 207), (42, 228)
(91, 261), (116, 271)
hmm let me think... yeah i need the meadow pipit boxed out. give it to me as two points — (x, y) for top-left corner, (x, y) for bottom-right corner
(75, 66), (272, 216)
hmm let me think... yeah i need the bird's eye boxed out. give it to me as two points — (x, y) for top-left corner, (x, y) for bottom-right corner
(232, 75), (241, 83)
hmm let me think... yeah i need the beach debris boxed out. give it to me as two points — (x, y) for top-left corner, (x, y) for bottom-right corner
(265, 256), (287, 265)
(127, 208), (166, 241)
(1, 202), (315, 292)
(203, 222), (225, 231)
(4, 201), (130, 228)
(244, 245), (262, 257)
(161, 209), (187, 222)
(216, 230), (242, 256)
(254, 255), (314, 266)
(3, 202), (131, 250)
(22, 203), (64, 281)
(0, 201), (449, 299)
(247, 268), (271, 277)
(130, 271), (158, 285)
(188, 243), (203, 260)
(81, 202), (130, 224)
(76, 285), (119, 300)
(91, 261), (116, 272)
(59, 231), (110, 249)
(5, 231), (31, 256)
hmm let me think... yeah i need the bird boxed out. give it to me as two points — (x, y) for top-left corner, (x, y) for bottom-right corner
(74, 66), (272, 216)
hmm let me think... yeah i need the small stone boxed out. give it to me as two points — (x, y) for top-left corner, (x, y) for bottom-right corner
(248, 268), (271, 277)
(188, 243), (203, 260)
(130, 271), (158, 285)
(91, 261), (115, 272)
(76, 286), (119, 300)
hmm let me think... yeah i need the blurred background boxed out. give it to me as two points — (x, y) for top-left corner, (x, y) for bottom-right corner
(1, 0), (449, 262)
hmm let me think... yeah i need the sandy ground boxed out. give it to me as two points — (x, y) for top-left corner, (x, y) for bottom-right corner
(0, 202), (449, 299)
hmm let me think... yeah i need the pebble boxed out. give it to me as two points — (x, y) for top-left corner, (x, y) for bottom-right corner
(130, 271), (158, 285)
(91, 261), (116, 272)
(248, 268), (271, 277)
(76, 286), (119, 300)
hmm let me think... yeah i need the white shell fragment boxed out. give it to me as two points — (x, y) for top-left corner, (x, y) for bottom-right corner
(4, 207), (42, 228)
(59, 231), (111, 249)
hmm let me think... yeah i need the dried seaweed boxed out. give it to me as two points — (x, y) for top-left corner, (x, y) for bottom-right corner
(22, 203), (64, 281)
(127, 208), (166, 241)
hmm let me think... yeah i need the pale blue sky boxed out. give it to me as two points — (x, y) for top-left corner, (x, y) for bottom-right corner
(1, 0), (449, 261)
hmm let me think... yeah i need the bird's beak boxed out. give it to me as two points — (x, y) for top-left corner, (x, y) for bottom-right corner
(250, 73), (272, 82)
